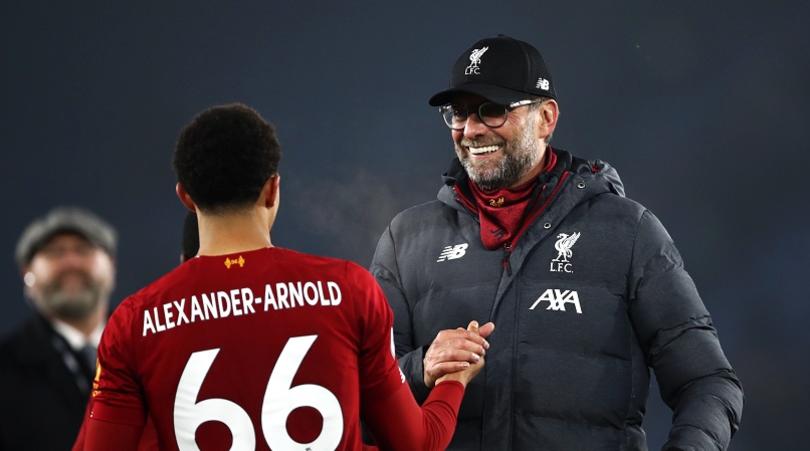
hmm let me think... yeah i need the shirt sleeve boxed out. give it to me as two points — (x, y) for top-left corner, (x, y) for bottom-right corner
(79, 298), (147, 450)
(350, 264), (465, 451)
(370, 224), (431, 403)
(628, 210), (743, 450)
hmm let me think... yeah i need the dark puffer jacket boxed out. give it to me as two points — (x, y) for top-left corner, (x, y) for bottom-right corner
(371, 149), (743, 450)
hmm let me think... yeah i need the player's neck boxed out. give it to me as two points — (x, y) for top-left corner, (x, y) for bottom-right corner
(197, 210), (273, 256)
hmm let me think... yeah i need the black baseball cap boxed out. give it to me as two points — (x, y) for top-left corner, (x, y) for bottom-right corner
(429, 34), (556, 106)
(15, 207), (117, 268)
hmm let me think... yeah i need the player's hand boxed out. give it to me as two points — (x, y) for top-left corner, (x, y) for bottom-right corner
(435, 321), (492, 387)
(425, 320), (495, 388)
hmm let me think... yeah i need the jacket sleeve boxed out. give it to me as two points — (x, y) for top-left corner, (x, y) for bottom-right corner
(628, 210), (743, 451)
(370, 224), (432, 403)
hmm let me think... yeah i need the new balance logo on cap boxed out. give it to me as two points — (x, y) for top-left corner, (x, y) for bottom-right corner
(529, 289), (582, 314)
(437, 243), (468, 262)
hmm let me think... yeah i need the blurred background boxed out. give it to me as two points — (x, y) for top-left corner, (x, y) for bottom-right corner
(1, 1), (807, 449)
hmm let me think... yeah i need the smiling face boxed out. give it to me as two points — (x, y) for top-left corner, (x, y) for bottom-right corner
(24, 233), (115, 321)
(450, 94), (547, 191)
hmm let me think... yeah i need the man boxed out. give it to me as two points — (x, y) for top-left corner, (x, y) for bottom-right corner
(371, 35), (743, 450)
(0, 207), (116, 451)
(75, 103), (491, 450)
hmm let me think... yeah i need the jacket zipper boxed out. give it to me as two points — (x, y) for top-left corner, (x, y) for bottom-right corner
(502, 243), (513, 276)
(498, 171), (572, 278)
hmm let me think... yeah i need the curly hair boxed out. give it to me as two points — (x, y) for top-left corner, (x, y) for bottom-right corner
(173, 103), (281, 213)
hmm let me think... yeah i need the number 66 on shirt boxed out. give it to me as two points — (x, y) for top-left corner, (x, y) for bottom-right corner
(175, 336), (342, 450)
(74, 249), (480, 451)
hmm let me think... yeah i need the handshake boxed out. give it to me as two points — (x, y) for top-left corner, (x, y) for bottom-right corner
(428, 320), (496, 388)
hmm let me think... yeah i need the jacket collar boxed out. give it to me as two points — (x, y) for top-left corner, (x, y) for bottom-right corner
(438, 148), (623, 212)
(435, 148), (628, 318)
(436, 148), (627, 263)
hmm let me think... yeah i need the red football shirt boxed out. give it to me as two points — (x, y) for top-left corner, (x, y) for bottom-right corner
(76, 247), (464, 450)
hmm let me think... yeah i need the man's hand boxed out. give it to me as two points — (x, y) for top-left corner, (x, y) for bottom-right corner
(425, 320), (495, 388)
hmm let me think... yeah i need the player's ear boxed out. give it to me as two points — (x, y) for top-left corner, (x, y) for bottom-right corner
(175, 183), (197, 212)
(261, 175), (280, 208)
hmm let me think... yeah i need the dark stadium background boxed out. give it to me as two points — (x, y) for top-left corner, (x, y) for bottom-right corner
(1, 1), (807, 449)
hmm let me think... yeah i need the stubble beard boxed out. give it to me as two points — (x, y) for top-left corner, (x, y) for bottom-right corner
(456, 115), (542, 191)
(39, 270), (106, 320)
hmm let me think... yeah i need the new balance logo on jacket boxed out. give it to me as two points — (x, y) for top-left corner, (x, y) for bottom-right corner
(436, 243), (468, 262)
(530, 289), (582, 314)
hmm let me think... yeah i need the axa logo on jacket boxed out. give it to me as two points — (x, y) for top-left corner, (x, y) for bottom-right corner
(529, 289), (582, 314)
(436, 243), (468, 262)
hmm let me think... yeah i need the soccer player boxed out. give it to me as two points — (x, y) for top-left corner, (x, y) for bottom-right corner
(74, 104), (492, 450)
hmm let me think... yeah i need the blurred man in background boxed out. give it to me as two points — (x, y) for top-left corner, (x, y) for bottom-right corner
(0, 207), (116, 451)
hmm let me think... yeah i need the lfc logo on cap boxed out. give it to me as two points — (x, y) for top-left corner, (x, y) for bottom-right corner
(465, 46), (489, 75)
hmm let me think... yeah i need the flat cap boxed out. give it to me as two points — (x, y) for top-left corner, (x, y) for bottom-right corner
(15, 207), (117, 268)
